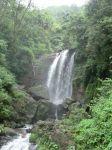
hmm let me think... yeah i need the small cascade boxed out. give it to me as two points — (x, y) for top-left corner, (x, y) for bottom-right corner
(55, 107), (58, 120)
(1, 125), (36, 150)
(47, 50), (75, 106)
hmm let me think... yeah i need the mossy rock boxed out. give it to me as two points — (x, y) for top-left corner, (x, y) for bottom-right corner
(32, 100), (56, 122)
(29, 85), (49, 100)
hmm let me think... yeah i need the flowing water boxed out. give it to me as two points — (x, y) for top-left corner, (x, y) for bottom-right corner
(1, 50), (75, 149)
(1, 125), (36, 150)
(47, 50), (75, 105)
(55, 107), (58, 120)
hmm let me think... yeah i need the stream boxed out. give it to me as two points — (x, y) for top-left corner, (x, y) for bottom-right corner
(1, 125), (37, 150)
(0, 50), (74, 150)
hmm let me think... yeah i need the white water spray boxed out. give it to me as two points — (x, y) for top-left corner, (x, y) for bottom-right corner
(47, 50), (75, 105)
(1, 125), (36, 150)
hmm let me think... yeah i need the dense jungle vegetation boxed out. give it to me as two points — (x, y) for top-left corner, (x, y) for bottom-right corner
(0, 0), (112, 149)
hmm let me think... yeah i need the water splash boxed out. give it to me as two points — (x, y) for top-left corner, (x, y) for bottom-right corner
(55, 107), (58, 120)
(1, 134), (30, 150)
(47, 50), (75, 105)
(1, 125), (36, 150)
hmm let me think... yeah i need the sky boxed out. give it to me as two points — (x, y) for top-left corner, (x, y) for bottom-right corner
(23, 0), (89, 8)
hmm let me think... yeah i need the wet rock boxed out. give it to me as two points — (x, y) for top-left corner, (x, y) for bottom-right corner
(0, 127), (17, 147)
(32, 99), (56, 123)
(29, 144), (37, 150)
(11, 93), (38, 126)
(25, 94), (37, 122)
(0, 135), (13, 148)
(62, 98), (73, 109)
(4, 127), (17, 136)
(28, 85), (49, 100)
(31, 99), (69, 123)
(19, 53), (55, 88)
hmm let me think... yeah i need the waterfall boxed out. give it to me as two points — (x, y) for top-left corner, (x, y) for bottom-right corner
(47, 50), (75, 105)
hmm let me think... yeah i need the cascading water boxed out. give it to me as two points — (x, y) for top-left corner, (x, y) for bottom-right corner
(1, 125), (36, 150)
(47, 50), (75, 106)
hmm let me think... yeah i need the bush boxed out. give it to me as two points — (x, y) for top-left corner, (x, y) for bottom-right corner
(0, 66), (15, 89)
(0, 124), (5, 134)
(75, 79), (112, 150)
(46, 79), (112, 150)
(0, 65), (27, 125)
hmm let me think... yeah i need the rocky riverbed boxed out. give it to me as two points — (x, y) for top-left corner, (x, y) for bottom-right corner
(0, 125), (37, 150)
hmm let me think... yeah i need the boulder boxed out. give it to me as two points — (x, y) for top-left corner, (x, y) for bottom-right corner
(32, 99), (56, 123)
(0, 135), (14, 148)
(4, 127), (17, 136)
(25, 94), (38, 122)
(31, 99), (69, 123)
(28, 85), (49, 100)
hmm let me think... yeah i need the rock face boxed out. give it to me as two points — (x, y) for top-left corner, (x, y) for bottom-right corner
(4, 128), (17, 136)
(32, 99), (55, 122)
(28, 84), (49, 100)
(31, 100), (68, 123)
(9, 92), (38, 128)
(0, 128), (17, 148)
(0, 135), (15, 148)
(12, 87), (69, 124)
(16, 53), (75, 122)
(25, 94), (38, 122)
(19, 53), (56, 88)
(34, 54), (55, 86)
(72, 84), (85, 105)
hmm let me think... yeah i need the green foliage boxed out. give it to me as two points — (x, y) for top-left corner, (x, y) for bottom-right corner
(0, 66), (14, 121)
(0, 90), (13, 119)
(0, 0), (111, 100)
(0, 39), (7, 53)
(30, 133), (38, 143)
(0, 0), (58, 79)
(0, 0), (111, 87)
(59, 105), (88, 135)
(0, 66), (15, 88)
(38, 136), (59, 150)
(0, 40), (7, 67)
(83, 0), (112, 98)
(55, 0), (112, 100)
(0, 65), (27, 125)
(73, 79), (112, 150)
(0, 1), (112, 149)
(0, 124), (5, 134)
(44, 79), (112, 150)
(30, 132), (59, 150)
(31, 78), (111, 150)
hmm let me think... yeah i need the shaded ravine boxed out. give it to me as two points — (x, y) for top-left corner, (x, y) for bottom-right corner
(1, 125), (36, 150)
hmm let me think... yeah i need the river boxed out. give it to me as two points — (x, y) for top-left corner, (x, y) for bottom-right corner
(1, 125), (37, 150)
